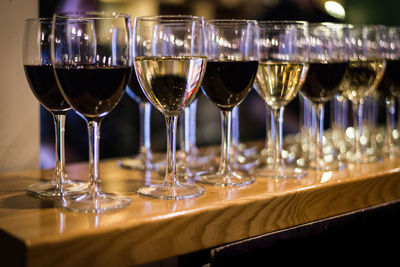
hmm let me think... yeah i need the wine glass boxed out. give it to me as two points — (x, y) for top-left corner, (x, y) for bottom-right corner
(118, 69), (156, 170)
(377, 26), (400, 158)
(134, 15), (206, 199)
(23, 18), (87, 198)
(252, 21), (309, 178)
(51, 11), (132, 212)
(196, 19), (258, 186)
(300, 22), (349, 171)
(339, 25), (387, 164)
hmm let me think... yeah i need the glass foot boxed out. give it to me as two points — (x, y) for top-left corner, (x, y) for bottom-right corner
(137, 183), (205, 200)
(308, 160), (346, 171)
(345, 152), (382, 164)
(26, 180), (87, 198)
(118, 156), (153, 170)
(196, 171), (255, 186)
(154, 160), (215, 180)
(381, 146), (400, 159)
(233, 155), (260, 171)
(57, 193), (131, 213)
(250, 166), (307, 179)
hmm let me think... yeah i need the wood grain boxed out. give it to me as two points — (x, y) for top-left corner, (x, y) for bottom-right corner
(1, 155), (400, 266)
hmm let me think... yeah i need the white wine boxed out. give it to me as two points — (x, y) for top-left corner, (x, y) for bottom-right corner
(134, 56), (207, 116)
(254, 61), (309, 109)
(340, 60), (386, 102)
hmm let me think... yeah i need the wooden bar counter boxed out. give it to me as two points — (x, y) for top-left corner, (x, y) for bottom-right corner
(1, 155), (400, 266)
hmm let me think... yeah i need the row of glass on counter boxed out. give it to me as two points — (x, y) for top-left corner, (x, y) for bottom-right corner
(22, 11), (400, 212)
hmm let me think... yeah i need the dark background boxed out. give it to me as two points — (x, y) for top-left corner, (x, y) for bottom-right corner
(38, 0), (400, 168)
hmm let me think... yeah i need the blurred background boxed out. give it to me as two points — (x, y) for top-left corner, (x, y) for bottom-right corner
(1, 0), (400, 170)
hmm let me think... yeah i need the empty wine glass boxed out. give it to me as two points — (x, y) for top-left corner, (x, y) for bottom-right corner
(23, 18), (87, 198)
(339, 25), (387, 164)
(300, 22), (349, 171)
(377, 26), (400, 158)
(252, 21), (309, 178)
(134, 15), (207, 199)
(196, 19), (258, 186)
(51, 11), (132, 212)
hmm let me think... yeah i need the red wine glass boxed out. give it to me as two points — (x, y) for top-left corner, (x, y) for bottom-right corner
(23, 17), (87, 198)
(51, 12), (132, 212)
(196, 20), (259, 186)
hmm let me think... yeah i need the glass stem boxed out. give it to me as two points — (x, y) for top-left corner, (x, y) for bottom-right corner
(87, 119), (103, 197)
(139, 102), (152, 159)
(184, 106), (191, 155)
(301, 96), (312, 160)
(189, 99), (198, 151)
(352, 100), (364, 163)
(271, 107), (285, 170)
(178, 106), (190, 172)
(164, 115), (179, 186)
(232, 106), (239, 150)
(53, 113), (67, 187)
(265, 104), (272, 162)
(385, 97), (396, 154)
(313, 103), (325, 170)
(218, 110), (233, 177)
(397, 96), (400, 132)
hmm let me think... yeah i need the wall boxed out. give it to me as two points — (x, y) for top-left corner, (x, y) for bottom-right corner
(0, 0), (39, 172)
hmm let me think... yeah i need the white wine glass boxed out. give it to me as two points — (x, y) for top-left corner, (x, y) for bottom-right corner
(134, 15), (207, 199)
(252, 21), (309, 178)
(339, 25), (387, 164)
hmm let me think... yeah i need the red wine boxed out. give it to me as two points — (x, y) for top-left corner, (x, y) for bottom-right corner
(377, 60), (400, 98)
(24, 65), (70, 113)
(55, 66), (131, 118)
(127, 72), (149, 103)
(201, 61), (258, 111)
(301, 62), (347, 103)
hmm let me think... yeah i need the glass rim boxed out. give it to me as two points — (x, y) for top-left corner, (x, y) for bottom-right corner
(25, 17), (52, 23)
(206, 19), (257, 24)
(257, 20), (308, 25)
(349, 23), (387, 30)
(308, 22), (353, 28)
(53, 11), (130, 20)
(136, 15), (204, 22)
